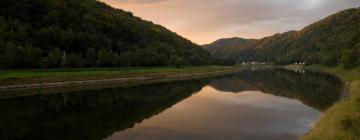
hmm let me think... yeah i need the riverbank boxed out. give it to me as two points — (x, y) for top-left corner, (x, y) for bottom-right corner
(303, 66), (360, 140)
(0, 66), (240, 98)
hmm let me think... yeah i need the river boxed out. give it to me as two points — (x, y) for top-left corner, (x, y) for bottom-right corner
(0, 68), (343, 140)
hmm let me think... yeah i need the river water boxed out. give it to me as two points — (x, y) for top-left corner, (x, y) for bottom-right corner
(0, 68), (343, 140)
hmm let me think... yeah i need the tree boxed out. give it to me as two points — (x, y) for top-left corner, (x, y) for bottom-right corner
(340, 49), (358, 69)
(170, 55), (186, 68)
(63, 53), (83, 68)
(47, 48), (62, 68)
(1, 42), (16, 68)
(112, 53), (122, 67)
(174, 57), (186, 68)
(0, 43), (42, 69)
(85, 48), (97, 67)
(26, 45), (42, 68)
(0, 0), (213, 69)
(97, 48), (114, 67)
(321, 53), (338, 67)
(120, 52), (132, 67)
(189, 54), (201, 66)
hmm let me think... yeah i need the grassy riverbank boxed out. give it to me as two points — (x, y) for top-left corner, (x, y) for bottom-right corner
(0, 66), (237, 86)
(303, 66), (360, 140)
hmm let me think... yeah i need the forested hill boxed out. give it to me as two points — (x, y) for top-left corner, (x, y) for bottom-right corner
(203, 8), (360, 68)
(0, 0), (212, 69)
(202, 37), (257, 59)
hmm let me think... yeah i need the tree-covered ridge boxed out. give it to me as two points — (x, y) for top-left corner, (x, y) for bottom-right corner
(0, 0), (212, 69)
(203, 8), (360, 68)
(202, 37), (257, 60)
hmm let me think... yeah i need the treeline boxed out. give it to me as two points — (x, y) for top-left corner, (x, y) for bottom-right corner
(251, 7), (360, 68)
(0, 0), (214, 69)
(204, 8), (360, 69)
(0, 43), (211, 68)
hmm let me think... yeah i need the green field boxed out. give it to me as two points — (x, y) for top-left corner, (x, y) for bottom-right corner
(0, 66), (236, 85)
(303, 66), (360, 140)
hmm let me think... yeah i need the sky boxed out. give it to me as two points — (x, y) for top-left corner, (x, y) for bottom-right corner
(101, 0), (360, 45)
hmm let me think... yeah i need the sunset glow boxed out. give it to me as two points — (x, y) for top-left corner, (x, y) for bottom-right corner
(101, 0), (360, 44)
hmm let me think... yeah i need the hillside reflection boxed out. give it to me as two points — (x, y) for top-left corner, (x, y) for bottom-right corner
(209, 69), (343, 110)
(0, 69), (343, 140)
(0, 79), (209, 140)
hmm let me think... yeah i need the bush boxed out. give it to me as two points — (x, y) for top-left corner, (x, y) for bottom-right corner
(341, 116), (353, 130)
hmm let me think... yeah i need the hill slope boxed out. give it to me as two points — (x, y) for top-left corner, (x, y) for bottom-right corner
(0, 0), (211, 69)
(202, 37), (257, 59)
(203, 8), (360, 68)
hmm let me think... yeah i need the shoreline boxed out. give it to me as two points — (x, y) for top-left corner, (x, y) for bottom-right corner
(0, 66), (237, 85)
(302, 66), (360, 140)
(1, 65), (358, 139)
(307, 66), (350, 100)
(0, 68), (240, 98)
(0, 69), (238, 91)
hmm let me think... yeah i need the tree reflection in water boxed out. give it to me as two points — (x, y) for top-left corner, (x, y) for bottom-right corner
(0, 68), (342, 140)
(0, 79), (210, 140)
(209, 69), (342, 110)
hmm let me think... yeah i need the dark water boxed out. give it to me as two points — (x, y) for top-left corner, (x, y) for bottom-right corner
(0, 69), (343, 140)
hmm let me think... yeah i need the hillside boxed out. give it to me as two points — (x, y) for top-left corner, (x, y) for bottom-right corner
(203, 8), (360, 68)
(0, 0), (212, 69)
(202, 37), (257, 60)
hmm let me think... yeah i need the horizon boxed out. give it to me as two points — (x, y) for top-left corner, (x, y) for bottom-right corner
(101, 0), (360, 44)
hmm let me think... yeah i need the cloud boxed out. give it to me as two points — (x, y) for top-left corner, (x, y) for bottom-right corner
(101, 0), (360, 44)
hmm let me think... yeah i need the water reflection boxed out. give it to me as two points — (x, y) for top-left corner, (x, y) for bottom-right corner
(209, 69), (343, 110)
(0, 79), (209, 140)
(107, 88), (320, 140)
(0, 69), (342, 140)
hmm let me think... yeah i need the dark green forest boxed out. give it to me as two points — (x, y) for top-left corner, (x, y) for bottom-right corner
(0, 0), (213, 69)
(204, 8), (360, 68)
